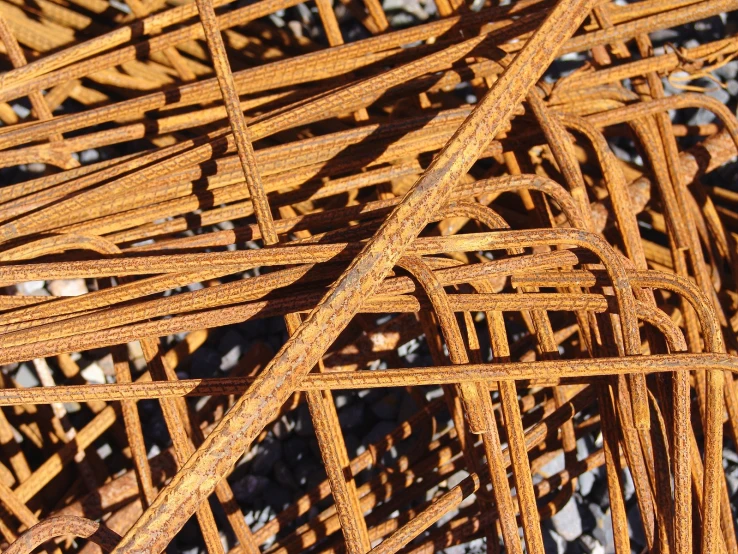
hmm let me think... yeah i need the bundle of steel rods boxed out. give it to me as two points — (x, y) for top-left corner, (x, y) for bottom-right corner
(0, 0), (738, 552)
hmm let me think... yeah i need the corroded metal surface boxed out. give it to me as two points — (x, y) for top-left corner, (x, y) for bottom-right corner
(0, 0), (737, 553)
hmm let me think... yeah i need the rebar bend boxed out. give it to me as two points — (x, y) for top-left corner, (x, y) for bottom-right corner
(4, 516), (122, 554)
(0, 233), (121, 262)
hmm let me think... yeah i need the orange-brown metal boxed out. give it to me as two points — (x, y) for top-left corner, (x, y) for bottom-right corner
(1, 0), (738, 552)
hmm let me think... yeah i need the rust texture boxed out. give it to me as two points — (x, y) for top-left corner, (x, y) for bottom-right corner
(0, 0), (737, 552)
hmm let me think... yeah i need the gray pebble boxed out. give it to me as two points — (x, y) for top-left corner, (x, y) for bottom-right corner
(723, 448), (738, 465)
(294, 458), (322, 488)
(218, 330), (245, 371)
(272, 415), (294, 440)
(363, 421), (398, 465)
(688, 87), (729, 126)
(48, 279), (88, 297)
(446, 469), (469, 490)
(15, 363), (39, 388)
(338, 401), (365, 430)
(334, 392), (352, 410)
(239, 320), (265, 341)
(649, 28), (680, 43)
(396, 393), (418, 423)
(244, 510), (256, 527)
(577, 470), (597, 498)
(274, 460), (299, 490)
(371, 391), (401, 420)
(727, 80), (738, 97)
(540, 451), (566, 478)
(296, 2), (313, 25)
(256, 505), (275, 525)
(81, 362), (106, 384)
(251, 438), (283, 475)
(263, 483), (291, 510)
(295, 403), (314, 437)
(80, 149), (100, 164)
(63, 402), (81, 413)
(189, 347), (221, 379)
(576, 439), (598, 497)
(364, 420), (397, 446)
(715, 60), (738, 81)
(268, 13), (284, 27)
(97, 354), (115, 378)
(571, 535), (605, 554)
(589, 504), (615, 554)
(727, 472), (738, 498)
(148, 417), (171, 446)
(176, 519), (201, 548)
(707, 86), (731, 104)
(552, 496), (583, 541)
(12, 104), (30, 118)
(305, 467), (327, 490)
(284, 435), (308, 465)
(343, 433), (360, 457)
(231, 474), (270, 503)
(543, 524), (568, 554)
(443, 537), (485, 554)
(622, 469), (635, 502)
(15, 280), (45, 295)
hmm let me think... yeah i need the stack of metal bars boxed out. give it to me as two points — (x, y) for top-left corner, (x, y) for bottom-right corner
(0, 0), (737, 552)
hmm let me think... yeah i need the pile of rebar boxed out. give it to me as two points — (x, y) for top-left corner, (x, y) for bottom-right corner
(0, 0), (737, 552)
